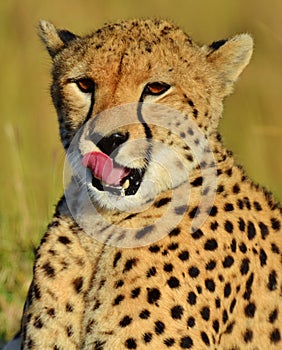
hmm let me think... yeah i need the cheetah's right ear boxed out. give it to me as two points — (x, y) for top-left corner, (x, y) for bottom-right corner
(38, 20), (79, 58)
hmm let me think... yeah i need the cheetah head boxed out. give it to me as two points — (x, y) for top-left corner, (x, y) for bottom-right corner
(39, 19), (253, 213)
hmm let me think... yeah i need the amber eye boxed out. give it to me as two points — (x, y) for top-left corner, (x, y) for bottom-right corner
(144, 82), (170, 96)
(76, 78), (95, 93)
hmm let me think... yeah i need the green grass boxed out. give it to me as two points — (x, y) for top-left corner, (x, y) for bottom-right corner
(0, 0), (281, 342)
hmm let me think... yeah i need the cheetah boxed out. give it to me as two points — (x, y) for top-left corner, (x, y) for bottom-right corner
(13, 18), (282, 349)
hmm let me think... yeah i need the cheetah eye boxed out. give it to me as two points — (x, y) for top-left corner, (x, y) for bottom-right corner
(144, 82), (171, 96)
(76, 78), (95, 93)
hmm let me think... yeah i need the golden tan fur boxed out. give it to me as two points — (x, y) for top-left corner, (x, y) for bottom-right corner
(13, 19), (282, 349)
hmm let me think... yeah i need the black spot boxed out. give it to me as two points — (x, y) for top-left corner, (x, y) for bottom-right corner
(164, 263), (174, 272)
(155, 321), (165, 334)
(204, 239), (218, 251)
(206, 260), (216, 271)
(154, 197), (171, 208)
(147, 288), (161, 304)
(189, 206), (199, 219)
(244, 273), (254, 300)
(113, 252), (122, 267)
(73, 277), (83, 293)
(191, 229), (204, 239)
(66, 303), (73, 312)
(224, 203), (234, 211)
(139, 309), (150, 319)
(270, 329), (281, 343)
(205, 279), (216, 292)
(115, 279), (124, 288)
(168, 242), (178, 250)
(210, 221), (219, 231)
(193, 109), (198, 118)
(215, 298), (221, 308)
(164, 338), (175, 346)
(268, 270), (278, 291)
(240, 258), (250, 275)
(42, 262), (55, 278)
(187, 99), (194, 107)
(224, 283), (231, 298)
(222, 309), (229, 323)
(119, 315), (132, 327)
(213, 320), (219, 333)
(188, 266), (200, 278)
(239, 242), (247, 253)
(187, 291), (197, 305)
(247, 222), (256, 240)
(143, 332), (152, 343)
(146, 266), (157, 278)
(259, 249), (267, 267)
(178, 250), (189, 261)
(187, 317), (195, 328)
(201, 306), (210, 321)
(238, 218), (245, 232)
(180, 336), (193, 348)
(253, 201), (262, 211)
(259, 222), (269, 239)
(237, 199), (244, 209)
(229, 298), (237, 313)
(208, 206), (218, 216)
(66, 325), (73, 337)
(271, 218), (281, 231)
(175, 205), (187, 215)
(58, 236), (71, 244)
(243, 196), (251, 209)
(113, 294), (124, 305)
(125, 338), (137, 349)
(171, 305), (184, 319)
(271, 243), (280, 254)
(167, 276), (180, 288)
(169, 227), (181, 237)
(47, 308), (55, 317)
(232, 184), (240, 193)
(244, 302), (256, 318)
(231, 239), (237, 253)
(149, 245), (160, 253)
(93, 300), (101, 310)
(34, 316), (43, 329)
(244, 329), (253, 343)
(217, 184), (224, 193)
(131, 287), (141, 298)
(201, 332), (210, 346)
(190, 177), (203, 187)
(33, 283), (41, 300)
(269, 309), (278, 323)
(123, 258), (137, 273)
(224, 220), (233, 233)
(222, 256), (234, 268)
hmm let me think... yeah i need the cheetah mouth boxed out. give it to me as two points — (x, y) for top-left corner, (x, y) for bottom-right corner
(82, 151), (145, 196)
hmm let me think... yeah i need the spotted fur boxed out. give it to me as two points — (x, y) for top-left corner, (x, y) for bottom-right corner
(13, 19), (282, 349)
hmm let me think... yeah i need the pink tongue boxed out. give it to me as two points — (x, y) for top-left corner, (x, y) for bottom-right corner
(82, 152), (130, 186)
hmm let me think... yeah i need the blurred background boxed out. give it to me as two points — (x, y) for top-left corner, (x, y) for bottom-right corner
(0, 0), (281, 343)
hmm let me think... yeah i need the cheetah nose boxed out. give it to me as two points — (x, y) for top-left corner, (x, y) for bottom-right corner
(97, 132), (129, 155)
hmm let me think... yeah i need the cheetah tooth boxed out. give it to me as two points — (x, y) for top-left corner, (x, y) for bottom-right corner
(122, 179), (130, 190)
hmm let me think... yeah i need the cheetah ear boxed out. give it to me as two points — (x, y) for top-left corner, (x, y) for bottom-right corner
(38, 20), (79, 58)
(205, 34), (253, 97)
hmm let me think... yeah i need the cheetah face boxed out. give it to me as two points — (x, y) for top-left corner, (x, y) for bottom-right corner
(39, 19), (253, 213)
(67, 100), (203, 212)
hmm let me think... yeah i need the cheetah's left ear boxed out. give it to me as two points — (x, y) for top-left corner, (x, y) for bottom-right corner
(38, 20), (79, 59)
(204, 34), (253, 97)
